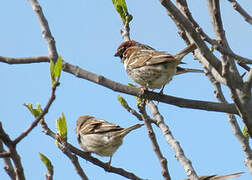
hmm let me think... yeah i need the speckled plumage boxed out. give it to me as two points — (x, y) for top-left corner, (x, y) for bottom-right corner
(115, 40), (197, 90)
(76, 115), (143, 164)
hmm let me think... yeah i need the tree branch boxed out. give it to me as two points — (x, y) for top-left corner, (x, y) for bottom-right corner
(0, 123), (25, 180)
(159, 0), (222, 76)
(0, 56), (49, 64)
(0, 151), (11, 158)
(175, 0), (252, 65)
(206, 70), (252, 173)
(227, 0), (252, 25)
(0, 141), (15, 180)
(57, 141), (89, 180)
(146, 101), (200, 180)
(13, 84), (57, 145)
(206, 0), (252, 137)
(138, 101), (171, 180)
(28, 0), (58, 62)
(0, 56), (239, 114)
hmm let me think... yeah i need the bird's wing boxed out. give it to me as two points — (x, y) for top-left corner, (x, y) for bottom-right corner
(126, 48), (178, 68)
(81, 119), (123, 134)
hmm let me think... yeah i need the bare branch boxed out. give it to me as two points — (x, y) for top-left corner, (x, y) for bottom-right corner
(45, 171), (53, 180)
(58, 142), (89, 180)
(0, 141), (15, 180)
(28, 0), (58, 62)
(40, 122), (146, 180)
(159, 0), (222, 76)
(206, 70), (252, 173)
(120, 23), (130, 41)
(175, 0), (252, 65)
(138, 101), (171, 180)
(146, 101), (199, 180)
(245, 69), (252, 90)
(0, 151), (11, 158)
(227, 0), (252, 25)
(0, 56), (239, 114)
(0, 123), (25, 180)
(206, 0), (252, 137)
(237, 61), (251, 72)
(0, 56), (49, 64)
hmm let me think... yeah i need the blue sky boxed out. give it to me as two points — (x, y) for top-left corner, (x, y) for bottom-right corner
(1, 0), (252, 179)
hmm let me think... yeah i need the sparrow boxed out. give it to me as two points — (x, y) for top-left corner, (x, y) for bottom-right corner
(182, 172), (244, 180)
(76, 115), (144, 165)
(114, 40), (200, 91)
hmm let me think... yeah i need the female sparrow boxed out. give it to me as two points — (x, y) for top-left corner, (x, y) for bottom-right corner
(114, 40), (198, 91)
(76, 115), (143, 165)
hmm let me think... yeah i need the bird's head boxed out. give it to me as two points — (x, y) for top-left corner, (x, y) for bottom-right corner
(114, 40), (138, 59)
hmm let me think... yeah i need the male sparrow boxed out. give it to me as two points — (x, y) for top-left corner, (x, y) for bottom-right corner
(115, 40), (199, 91)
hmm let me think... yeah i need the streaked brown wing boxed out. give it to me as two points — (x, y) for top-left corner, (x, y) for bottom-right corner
(81, 119), (122, 134)
(128, 49), (177, 68)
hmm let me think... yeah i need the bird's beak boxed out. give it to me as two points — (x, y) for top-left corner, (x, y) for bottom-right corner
(114, 51), (120, 57)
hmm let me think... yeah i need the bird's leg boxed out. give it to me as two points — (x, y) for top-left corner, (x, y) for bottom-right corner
(159, 85), (166, 94)
(106, 156), (112, 169)
(139, 85), (147, 93)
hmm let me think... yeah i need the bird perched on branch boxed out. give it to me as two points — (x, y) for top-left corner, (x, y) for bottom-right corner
(115, 40), (201, 92)
(182, 172), (244, 180)
(76, 115), (143, 165)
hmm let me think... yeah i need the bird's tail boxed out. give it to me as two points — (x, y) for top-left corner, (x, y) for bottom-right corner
(176, 67), (204, 75)
(175, 43), (197, 61)
(213, 172), (244, 180)
(120, 124), (144, 137)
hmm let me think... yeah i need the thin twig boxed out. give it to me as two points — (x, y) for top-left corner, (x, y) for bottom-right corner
(237, 61), (251, 72)
(146, 101), (199, 180)
(45, 171), (53, 180)
(138, 101), (171, 180)
(227, 0), (252, 25)
(40, 122), (146, 180)
(206, 0), (252, 137)
(0, 141), (15, 180)
(0, 56), (50, 64)
(13, 85), (57, 145)
(58, 142), (89, 180)
(0, 151), (11, 158)
(160, 0), (222, 74)
(175, 0), (252, 65)
(206, 70), (252, 173)
(0, 123), (25, 180)
(28, 0), (58, 62)
(120, 23), (130, 41)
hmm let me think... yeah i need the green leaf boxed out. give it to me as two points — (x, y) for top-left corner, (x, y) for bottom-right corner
(56, 113), (67, 141)
(128, 83), (137, 87)
(210, 46), (215, 52)
(118, 95), (130, 109)
(112, 0), (132, 25)
(50, 60), (55, 81)
(55, 139), (62, 149)
(25, 103), (34, 114)
(54, 56), (62, 79)
(36, 104), (43, 115)
(25, 103), (42, 118)
(125, 14), (133, 25)
(243, 125), (250, 139)
(39, 153), (54, 172)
